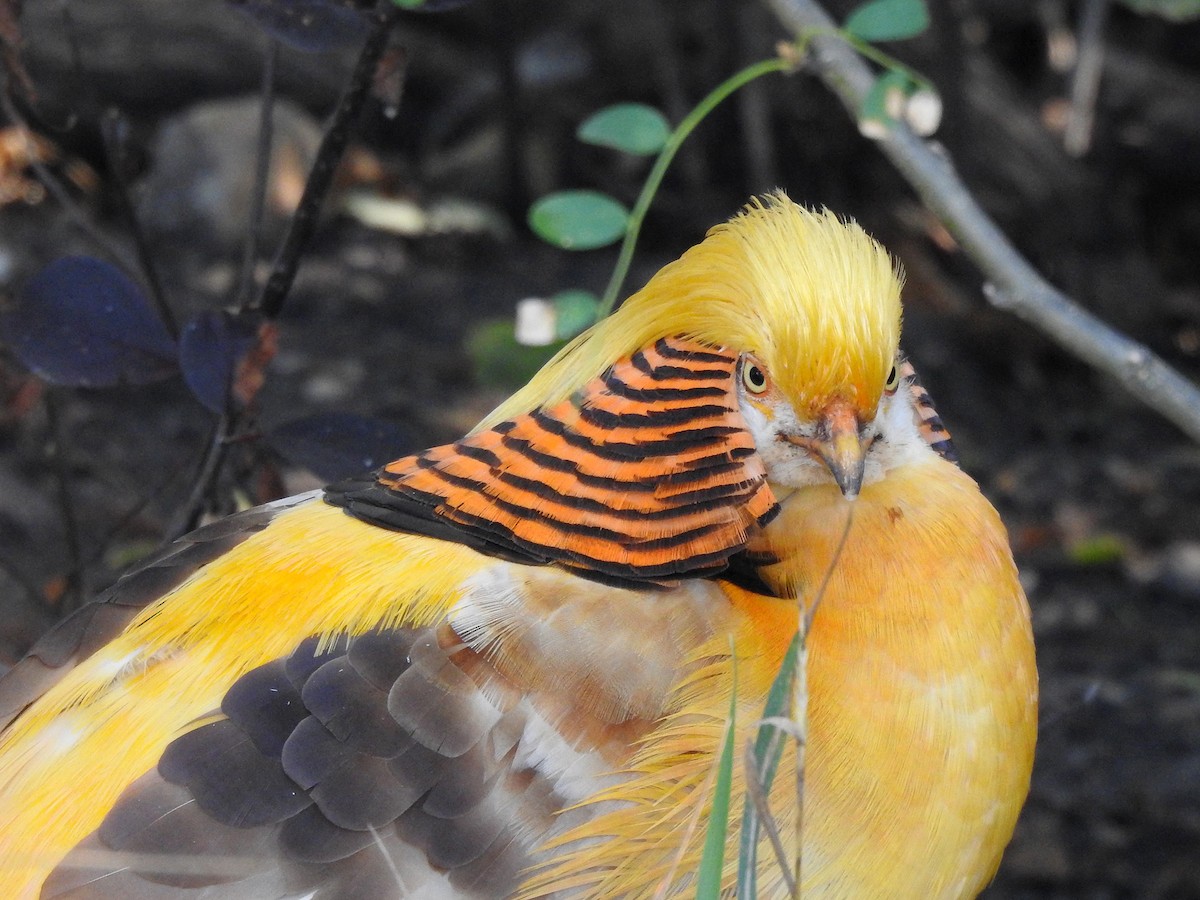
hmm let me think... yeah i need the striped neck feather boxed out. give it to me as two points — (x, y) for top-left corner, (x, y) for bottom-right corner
(329, 338), (779, 586)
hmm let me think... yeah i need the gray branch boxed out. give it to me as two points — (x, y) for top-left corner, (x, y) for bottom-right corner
(763, 0), (1200, 445)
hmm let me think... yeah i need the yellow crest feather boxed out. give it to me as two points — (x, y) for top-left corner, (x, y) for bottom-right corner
(480, 192), (902, 429)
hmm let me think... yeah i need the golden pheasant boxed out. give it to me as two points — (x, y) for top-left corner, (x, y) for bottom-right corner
(0, 195), (1036, 899)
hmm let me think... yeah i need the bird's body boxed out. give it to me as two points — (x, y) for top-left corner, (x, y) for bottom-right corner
(0, 196), (1036, 898)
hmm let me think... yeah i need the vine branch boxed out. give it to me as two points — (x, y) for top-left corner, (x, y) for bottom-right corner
(763, 0), (1200, 446)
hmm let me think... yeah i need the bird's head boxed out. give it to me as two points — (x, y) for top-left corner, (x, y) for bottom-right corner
(482, 192), (929, 501)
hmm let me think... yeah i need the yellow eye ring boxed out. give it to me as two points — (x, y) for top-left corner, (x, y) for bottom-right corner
(884, 364), (900, 393)
(743, 362), (768, 394)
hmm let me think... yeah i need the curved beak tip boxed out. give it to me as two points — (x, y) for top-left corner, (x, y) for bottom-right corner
(779, 399), (870, 499)
(815, 401), (867, 500)
(822, 450), (865, 500)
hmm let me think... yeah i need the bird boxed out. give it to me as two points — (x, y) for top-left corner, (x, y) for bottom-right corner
(0, 194), (1037, 899)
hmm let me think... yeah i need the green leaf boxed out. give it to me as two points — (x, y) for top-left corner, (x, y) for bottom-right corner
(528, 191), (630, 251)
(551, 290), (600, 340)
(844, 0), (930, 41)
(858, 69), (913, 138)
(1118, 0), (1200, 19)
(697, 662), (738, 900)
(391, 0), (426, 8)
(737, 632), (799, 899)
(576, 103), (671, 156)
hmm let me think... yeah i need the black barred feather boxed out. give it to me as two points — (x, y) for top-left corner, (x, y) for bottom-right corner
(326, 336), (779, 588)
(901, 359), (959, 464)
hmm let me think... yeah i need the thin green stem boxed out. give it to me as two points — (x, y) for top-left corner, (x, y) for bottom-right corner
(840, 33), (934, 93)
(792, 505), (854, 897)
(595, 28), (927, 319)
(598, 55), (793, 317)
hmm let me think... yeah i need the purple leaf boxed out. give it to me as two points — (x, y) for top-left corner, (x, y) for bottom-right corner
(2, 257), (177, 387)
(267, 412), (415, 481)
(228, 0), (371, 52)
(393, 0), (479, 11)
(179, 311), (259, 414)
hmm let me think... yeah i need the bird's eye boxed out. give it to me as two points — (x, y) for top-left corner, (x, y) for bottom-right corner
(742, 363), (768, 394)
(884, 364), (900, 393)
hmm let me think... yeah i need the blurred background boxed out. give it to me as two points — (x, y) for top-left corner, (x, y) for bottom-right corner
(0, 0), (1198, 895)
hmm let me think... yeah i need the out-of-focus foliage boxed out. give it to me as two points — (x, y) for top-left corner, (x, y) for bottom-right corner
(1118, 0), (1200, 21)
(576, 104), (671, 157)
(843, 0), (930, 41)
(528, 190), (630, 251)
(267, 412), (415, 481)
(228, 0), (370, 52)
(2, 257), (176, 387)
(178, 310), (260, 414)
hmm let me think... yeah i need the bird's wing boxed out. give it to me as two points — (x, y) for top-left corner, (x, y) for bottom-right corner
(31, 566), (735, 900)
(39, 624), (549, 899)
(0, 492), (318, 732)
(0, 335), (779, 897)
(0, 498), (502, 896)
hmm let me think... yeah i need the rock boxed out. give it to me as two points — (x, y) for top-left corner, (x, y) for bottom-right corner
(136, 96), (321, 250)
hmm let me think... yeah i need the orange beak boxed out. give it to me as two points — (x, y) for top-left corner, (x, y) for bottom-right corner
(783, 398), (869, 500)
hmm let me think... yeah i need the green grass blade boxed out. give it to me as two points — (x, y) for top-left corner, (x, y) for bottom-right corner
(737, 631), (800, 899)
(697, 660), (739, 899)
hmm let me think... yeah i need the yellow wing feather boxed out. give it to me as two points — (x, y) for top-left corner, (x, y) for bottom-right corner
(0, 499), (493, 895)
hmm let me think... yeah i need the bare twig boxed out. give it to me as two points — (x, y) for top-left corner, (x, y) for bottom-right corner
(0, 94), (139, 274)
(91, 452), (200, 571)
(168, 417), (230, 541)
(99, 109), (176, 338)
(62, 0), (178, 336)
(43, 390), (85, 610)
(1064, 0), (1110, 157)
(762, 0), (1200, 447)
(257, 2), (400, 320)
(236, 38), (280, 311)
(0, 0), (35, 103)
(172, 5), (400, 530)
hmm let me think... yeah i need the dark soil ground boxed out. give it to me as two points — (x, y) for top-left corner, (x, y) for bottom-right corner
(1, 1), (1200, 896)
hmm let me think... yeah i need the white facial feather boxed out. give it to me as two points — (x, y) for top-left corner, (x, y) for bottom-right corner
(738, 367), (934, 492)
